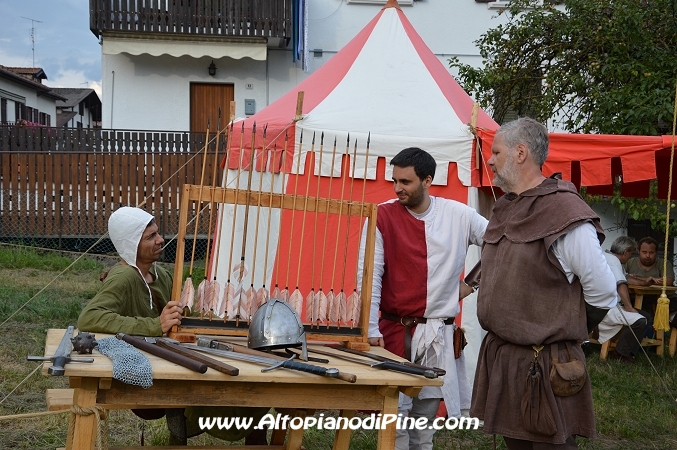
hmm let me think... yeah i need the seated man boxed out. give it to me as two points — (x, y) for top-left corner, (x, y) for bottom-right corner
(599, 236), (651, 363)
(625, 236), (677, 328)
(78, 206), (268, 445)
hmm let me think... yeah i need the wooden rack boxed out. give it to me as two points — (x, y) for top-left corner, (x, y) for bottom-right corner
(170, 183), (377, 348)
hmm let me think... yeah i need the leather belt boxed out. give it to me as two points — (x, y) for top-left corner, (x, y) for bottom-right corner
(380, 311), (455, 361)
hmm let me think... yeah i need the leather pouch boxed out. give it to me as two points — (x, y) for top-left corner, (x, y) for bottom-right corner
(453, 326), (467, 359)
(549, 342), (587, 397)
(520, 345), (557, 436)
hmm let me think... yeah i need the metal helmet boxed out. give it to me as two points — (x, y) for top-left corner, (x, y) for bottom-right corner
(248, 298), (308, 360)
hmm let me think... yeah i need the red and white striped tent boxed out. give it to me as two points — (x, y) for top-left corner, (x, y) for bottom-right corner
(207, 0), (677, 394)
(210, 0), (496, 322)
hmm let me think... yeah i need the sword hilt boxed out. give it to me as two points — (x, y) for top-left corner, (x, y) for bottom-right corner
(280, 359), (355, 383)
(280, 359), (328, 375)
(377, 361), (437, 379)
(48, 356), (68, 376)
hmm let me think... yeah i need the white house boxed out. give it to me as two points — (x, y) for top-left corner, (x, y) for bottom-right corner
(49, 88), (102, 128)
(0, 65), (64, 126)
(92, 0), (515, 131)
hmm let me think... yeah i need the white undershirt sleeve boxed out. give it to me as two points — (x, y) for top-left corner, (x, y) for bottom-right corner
(357, 221), (385, 338)
(551, 223), (617, 309)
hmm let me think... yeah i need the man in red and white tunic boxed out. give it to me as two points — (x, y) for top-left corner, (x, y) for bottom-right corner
(358, 147), (487, 450)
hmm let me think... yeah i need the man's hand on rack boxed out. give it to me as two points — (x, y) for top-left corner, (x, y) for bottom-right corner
(160, 301), (183, 334)
(368, 337), (385, 348)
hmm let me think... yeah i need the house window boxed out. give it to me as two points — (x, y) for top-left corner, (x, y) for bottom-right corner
(46, 114), (51, 127)
(40, 112), (46, 125)
(15, 102), (24, 121)
(1, 99), (6, 123)
(79, 101), (84, 116)
(34, 109), (40, 123)
(26, 106), (33, 123)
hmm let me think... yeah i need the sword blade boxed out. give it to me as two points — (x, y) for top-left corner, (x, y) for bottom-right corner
(308, 347), (437, 378)
(189, 341), (356, 383)
(325, 344), (446, 376)
(48, 326), (75, 376)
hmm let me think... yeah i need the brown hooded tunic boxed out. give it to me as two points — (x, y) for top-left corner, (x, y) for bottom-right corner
(470, 178), (603, 444)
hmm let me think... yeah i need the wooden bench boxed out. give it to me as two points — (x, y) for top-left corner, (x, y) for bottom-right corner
(588, 334), (663, 360)
(47, 388), (301, 449)
(47, 388), (75, 411)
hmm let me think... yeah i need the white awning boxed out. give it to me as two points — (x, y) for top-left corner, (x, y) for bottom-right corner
(103, 35), (267, 61)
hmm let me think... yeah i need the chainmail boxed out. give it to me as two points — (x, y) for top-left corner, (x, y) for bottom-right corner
(96, 337), (153, 389)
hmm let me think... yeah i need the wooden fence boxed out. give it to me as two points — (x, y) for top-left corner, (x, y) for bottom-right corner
(0, 126), (222, 247)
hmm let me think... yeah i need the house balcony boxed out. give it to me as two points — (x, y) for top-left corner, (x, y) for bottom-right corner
(89, 0), (293, 40)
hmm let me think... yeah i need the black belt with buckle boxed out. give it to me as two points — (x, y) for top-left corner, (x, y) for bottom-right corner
(380, 311), (454, 360)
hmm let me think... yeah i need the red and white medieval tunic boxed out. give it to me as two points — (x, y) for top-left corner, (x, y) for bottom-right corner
(359, 196), (487, 417)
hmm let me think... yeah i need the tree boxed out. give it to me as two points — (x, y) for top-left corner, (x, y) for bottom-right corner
(452, 0), (677, 239)
(451, 0), (677, 135)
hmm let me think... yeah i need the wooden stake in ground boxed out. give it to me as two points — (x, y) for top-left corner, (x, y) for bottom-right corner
(289, 132), (319, 317)
(348, 133), (370, 328)
(180, 120), (210, 314)
(224, 123), (247, 322)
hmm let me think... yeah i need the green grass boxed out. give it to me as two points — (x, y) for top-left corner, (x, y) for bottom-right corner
(0, 245), (677, 449)
(0, 245), (104, 272)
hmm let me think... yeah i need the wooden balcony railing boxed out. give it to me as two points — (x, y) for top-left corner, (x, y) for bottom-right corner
(90, 0), (292, 39)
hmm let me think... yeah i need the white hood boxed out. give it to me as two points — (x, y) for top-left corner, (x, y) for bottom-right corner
(108, 207), (156, 308)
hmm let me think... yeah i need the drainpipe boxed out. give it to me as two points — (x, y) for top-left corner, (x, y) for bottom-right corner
(110, 70), (115, 129)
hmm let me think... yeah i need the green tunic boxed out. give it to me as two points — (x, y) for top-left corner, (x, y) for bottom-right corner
(625, 257), (674, 280)
(78, 262), (268, 441)
(77, 263), (173, 336)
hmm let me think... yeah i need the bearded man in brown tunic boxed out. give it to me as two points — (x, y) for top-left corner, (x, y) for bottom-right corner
(470, 117), (617, 450)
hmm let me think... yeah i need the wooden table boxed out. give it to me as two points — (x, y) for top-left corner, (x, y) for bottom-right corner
(43, 329), (442, 450)
(628, 285), (677, 356)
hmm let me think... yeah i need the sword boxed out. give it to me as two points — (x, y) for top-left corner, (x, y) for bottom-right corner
(190, 339), (357, 383)
(27, 326), (94, 376)
(324, 344), (446, 376)
(304, 347), (438, 379)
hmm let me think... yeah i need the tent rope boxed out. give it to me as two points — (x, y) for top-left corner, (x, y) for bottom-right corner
(0, 364), (42, 405)
(655, 79), (677, 333)
(0, 133), (216, 329)
(68, 405), (109, 450)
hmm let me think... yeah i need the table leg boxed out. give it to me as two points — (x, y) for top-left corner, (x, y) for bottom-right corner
(285, 410), (307, 450)
(657, 330), (665, 356)
(66, 377), (99, 450)
(634, 293), (644, 310)
(332, 410), (355, 450)
(376, 387), (399, 450)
